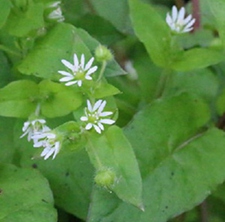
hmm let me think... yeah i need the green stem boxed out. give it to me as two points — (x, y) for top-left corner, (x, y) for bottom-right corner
(86, 136), (103, 169)
(97, 61), (107, 82)
(155, 70), (172, 98)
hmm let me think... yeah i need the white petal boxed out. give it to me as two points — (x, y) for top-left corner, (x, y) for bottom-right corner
(93, 124), (101, 134)
(172, 6), (178, 22)
(100, 119), (115, 125)
(87, 100), (93, 112)
(80, 54), (85, 69)
(86, 66), (98, 76)
(80, 116), (88, 121)
(93, 100), (103, 112)
(86, 123), (93, 130)
(183, 14), (192, 25)
(97, 100), (106, 113)
(73, 54), (79, 68)
(77, 80), (82, 87)
(85, 75), (92, 80)
(99, 111), (113, 117)
(85, 57), (94, 70)
(58, 71), (73, 76)
(177, 7), (185, 23)
(61, 59), (74, 71)
(166, 13), (173, 26)
(184, 18), (195, 29)
(60, 76), (74, 82)
(65, 81), (78, 86)
(97, 122), (104, 130)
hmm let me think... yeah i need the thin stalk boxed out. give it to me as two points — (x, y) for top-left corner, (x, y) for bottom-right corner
(192, 0), (201, 31)
(154, 70), (172, 99)
(97, 61), (107, 82)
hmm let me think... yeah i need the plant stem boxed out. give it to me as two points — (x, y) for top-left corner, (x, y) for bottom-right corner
(200, 201), (208, 222)
(154, 70), (172, 99)
(97, 61), (107, 82)
(192, 0), (201, 31)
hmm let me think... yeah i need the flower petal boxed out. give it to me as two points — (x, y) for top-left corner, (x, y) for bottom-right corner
(61, 59), (74, 71)
(58, 71), (73, 76)
(86, 66), (98, 76)
(73, 54), (79, 68)
(100, 119), (115, 125)
(85, 57), (94, 70)
(93, 124), (101, 134)
(80, 54), (85, 69)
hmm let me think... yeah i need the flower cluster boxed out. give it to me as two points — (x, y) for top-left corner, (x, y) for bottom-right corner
(58, 54), (98, 87)
(80, 100), (115, 134)
(46, 1), (64, 22)
(166, 6), (195, 33)
(21, 118), (61, 160)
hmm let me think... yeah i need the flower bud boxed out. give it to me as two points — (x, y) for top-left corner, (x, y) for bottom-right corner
(95, 45), (113, 62)
(94, 168), (116, 188)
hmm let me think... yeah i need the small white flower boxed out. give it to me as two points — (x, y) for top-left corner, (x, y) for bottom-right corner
(46, 1), (64, 22)
(20, 119), (49, 141)
(58, 54), (98, 87)
(166, 6), (195, 33)
(80, 100), (115, 134)
(32, 131), (61, 160)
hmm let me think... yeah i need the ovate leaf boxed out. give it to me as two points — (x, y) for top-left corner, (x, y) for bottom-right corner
(87, 126), (143, 209)
(0, 164), (57, 222)
(0, 0), (11, 28)
(0, 80), (39, 117)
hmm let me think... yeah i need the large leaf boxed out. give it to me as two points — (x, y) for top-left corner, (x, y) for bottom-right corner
(88, 128), (225, 222)
(0, 80), (39, 117)
(16, 117), (94, 220)
(87, 126), (143, 209)
(0, 164), (57, 222)
(89, 0), (132, 34)
(129, 0), (176, 67)
(18, 23), (126, 80)
(87, 93), (225, 222)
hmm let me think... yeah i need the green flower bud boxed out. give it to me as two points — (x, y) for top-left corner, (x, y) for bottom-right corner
(94, 168), (116, 188)
(95, 45), (113, 62)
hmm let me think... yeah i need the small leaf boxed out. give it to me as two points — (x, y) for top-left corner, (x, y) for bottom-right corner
(92, 82), (120, 98)
(87, 126), (143, 209)
(171, 48), (224, 71)
(0, 164), (57, 222)
(39, 80), (83, 118)
(0, 80), (39, 117)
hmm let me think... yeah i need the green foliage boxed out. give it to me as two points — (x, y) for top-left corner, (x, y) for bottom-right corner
(1, 0), (225, 221)
(86, 126), (143, 208)
(0, 163), (57, 222)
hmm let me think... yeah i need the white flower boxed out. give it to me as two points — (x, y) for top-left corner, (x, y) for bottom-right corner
(58, 54), (98, 87)
(47, 1), (64, 22)
(80, 100), (115, 134)
(20, 119), (50, 141)
(32, 131), (61, 160)
(166, 6), (195, 33)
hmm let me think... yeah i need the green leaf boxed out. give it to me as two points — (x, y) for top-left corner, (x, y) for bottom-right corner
(171, 48), (224, 71)
(87, 126), (143, 209)
(92, 82), (120, 99)
(75, 28), (127, 77)
(5, 2), (44, 37)
(129, 0), (175, 67)
(88, 128), (225, 222)
(205, 0), (225, 47)
(0, 0), (11, 28)
(39, 80), (83, 118)
(0, 80), (39, 117)
(0, 164), (57, 222)
(89, 0), (132, 34)
(17, 135), (94, 220)
(0, 117), (16, 163)
(18, 23), (126, 80)
(216, 88), (225, 115)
